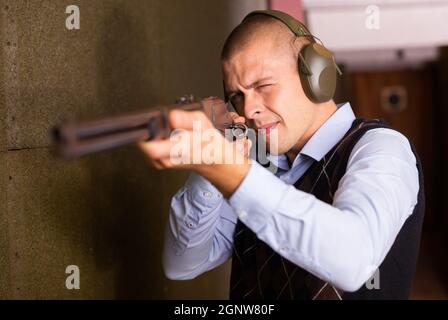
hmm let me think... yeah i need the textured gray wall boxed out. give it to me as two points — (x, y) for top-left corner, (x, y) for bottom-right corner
(0, 0), (267, 299)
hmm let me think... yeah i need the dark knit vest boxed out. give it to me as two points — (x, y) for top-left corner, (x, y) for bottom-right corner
(229, 118), (425, 300)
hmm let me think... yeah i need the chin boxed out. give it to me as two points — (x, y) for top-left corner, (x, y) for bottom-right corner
(266, 142), (287, 156)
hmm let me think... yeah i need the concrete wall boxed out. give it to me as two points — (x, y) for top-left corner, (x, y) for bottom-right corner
(0, 0), (267, 299)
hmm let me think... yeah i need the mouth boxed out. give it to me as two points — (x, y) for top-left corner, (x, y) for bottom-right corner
(257, 122), (279, 135)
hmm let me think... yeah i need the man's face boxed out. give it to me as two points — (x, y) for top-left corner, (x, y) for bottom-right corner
(222, 40), (316, 155)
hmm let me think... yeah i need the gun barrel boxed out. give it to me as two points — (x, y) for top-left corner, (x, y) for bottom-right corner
(51, 102), (203, 159)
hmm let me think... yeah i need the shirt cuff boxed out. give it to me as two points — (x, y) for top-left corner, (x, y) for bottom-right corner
(228, 161), (290, 233)
(185, 172), (223, 211)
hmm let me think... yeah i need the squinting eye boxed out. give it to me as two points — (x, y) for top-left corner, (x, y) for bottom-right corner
(258, 84), (272, 91)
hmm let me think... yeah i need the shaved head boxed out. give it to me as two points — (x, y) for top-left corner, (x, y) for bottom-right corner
(221, 14), (311, 66)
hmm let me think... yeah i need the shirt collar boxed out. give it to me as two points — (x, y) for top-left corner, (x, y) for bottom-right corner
(267, 102), (356, 169)
(300, 102), (355, 162)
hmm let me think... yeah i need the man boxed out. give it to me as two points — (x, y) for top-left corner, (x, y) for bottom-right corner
(138, 10), (424, 299)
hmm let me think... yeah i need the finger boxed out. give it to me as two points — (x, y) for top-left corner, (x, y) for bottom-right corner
(151, 159), (165, 170)
(244, 138), (253, 157)
(138, 139), (178, 160)
(168, 109), (212, 130)
(138, 129), (195, 165)
(235, 138), (253, 157)
(157, 156), (190, 170)
(228, 112), (246, 124)
(137, 143), (165, 169)
(138, 142), (189, 170)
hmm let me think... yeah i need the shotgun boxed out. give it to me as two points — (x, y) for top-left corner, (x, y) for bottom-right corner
(51, 95), (248, 159)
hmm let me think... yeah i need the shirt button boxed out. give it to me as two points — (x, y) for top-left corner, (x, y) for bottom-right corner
(202, 191), (212, 198)
(236, 209), (248, 220)
(186, 221), (194, 229)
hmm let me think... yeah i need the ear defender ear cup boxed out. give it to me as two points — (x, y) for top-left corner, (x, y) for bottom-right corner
(299, 43), (338, 103)
(242, 10), (342, 104)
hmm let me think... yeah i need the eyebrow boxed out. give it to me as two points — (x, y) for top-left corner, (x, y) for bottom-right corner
(226, 76), (275, 97)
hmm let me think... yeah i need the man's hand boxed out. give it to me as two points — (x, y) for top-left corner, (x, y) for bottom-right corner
(228, 111), (252, 157)
(138, 105), (251, 198)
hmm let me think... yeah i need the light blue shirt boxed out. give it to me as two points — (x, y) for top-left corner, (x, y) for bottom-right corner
(163, 102), (419, 292)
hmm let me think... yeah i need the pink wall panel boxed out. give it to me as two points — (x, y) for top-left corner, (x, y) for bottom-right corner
(269, 0), (304, 22)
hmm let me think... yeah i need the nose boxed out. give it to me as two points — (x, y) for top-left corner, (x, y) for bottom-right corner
(243, 92), (264, 120)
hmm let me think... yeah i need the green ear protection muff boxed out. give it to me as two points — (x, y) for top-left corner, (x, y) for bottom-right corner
(242, 10), (342, 103)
